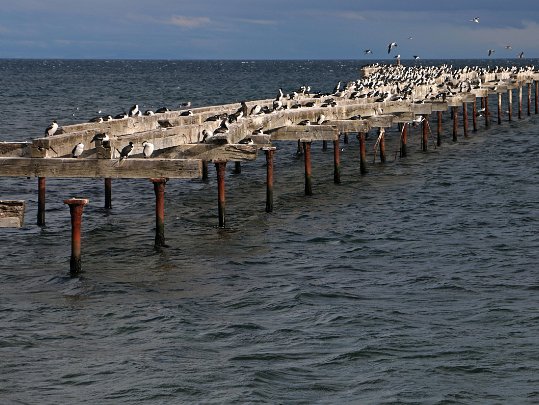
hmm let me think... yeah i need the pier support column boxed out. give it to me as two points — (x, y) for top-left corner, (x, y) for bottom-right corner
(37, 177), (46, 226)
(508, 89), (513, 121)
(463, 103), (469, 137)
(518, 86), (523, 119)
(400, 124), (408, 157)
(215, 161), (227, 228)
(104, 178), (112, 209)
(150, 178), (167, 248)
(264, 148), (275, 213)
(303, 142), (313, 196)
(233, 161), (242, 175)
(535, 81), (538, 114)
(64, 198), (89, 275)
(201, 160), (209, 181)
(422, 115), (429, 151)
(484, 96), (490, 127)
(358, 132), (368, 174)
(343, 133), (349, 144)
(472, 99), (478, 132)
(497, 93), (502, 125)
(378, 128), (386, 163)
(436, 112), (442, 146)
(322, 140), (328, 151)
(527, 82), (531, 116)
(452, 106), (458, 142)
(333, 137), (341, 184)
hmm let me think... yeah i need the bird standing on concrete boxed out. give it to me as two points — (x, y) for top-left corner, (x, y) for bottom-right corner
(71, 142), (84, 158)
(45, 120), (58, 136)
(129, 104), (139, 116)
(119, 142), (134, 160)
(142, 141), (154, 158)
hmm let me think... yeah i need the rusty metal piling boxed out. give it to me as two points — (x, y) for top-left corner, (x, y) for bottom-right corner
(264, 148), (275, 213)
(150, 178), (167, 247)
(64, 198), (89, 275)
(104, 178), (112, 209)
(215, 161), (227, 228)
(303, 142), (313, 196)
(37, 177), (46, 226)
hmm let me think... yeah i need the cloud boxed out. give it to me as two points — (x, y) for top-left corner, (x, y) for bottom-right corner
(332, 11), (366, 21)
(167, 15), (210, 28)
(233, 18), (278, 26)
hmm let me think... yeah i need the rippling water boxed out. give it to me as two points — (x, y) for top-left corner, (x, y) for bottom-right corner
(1, 59), (538, 404)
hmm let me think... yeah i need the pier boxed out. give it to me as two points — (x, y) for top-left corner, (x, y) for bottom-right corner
(1, 63), (538, 272)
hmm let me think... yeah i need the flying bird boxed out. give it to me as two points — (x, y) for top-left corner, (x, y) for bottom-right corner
(364, 49), (373, 55)
(413, 55), (420, 60)
(387, 42), (398, 54)
(505, 45), (512, 50)
(488, 49), (495, 56)
(142, 141), (154, 158)
(71, 142), (84, 158)
(470, 17), (479, 23)
(518, 51), (524, 59)
(45, 120), (58, 136)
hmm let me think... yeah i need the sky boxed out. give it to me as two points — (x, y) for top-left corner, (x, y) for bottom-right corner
(1, 0), (539, 60)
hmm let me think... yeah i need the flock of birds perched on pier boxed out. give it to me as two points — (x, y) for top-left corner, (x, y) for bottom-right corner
(43, 62), (537, 161)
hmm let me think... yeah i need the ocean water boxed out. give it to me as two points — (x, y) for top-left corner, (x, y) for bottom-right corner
(0, 59), (538, 404)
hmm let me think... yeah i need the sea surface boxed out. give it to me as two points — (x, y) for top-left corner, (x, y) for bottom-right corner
(0, 59), (538, 404)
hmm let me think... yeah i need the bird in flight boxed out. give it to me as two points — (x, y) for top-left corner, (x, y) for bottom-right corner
(364, 49), (373, 55)
(518, 51), (524, 59)
(387, 42), (397, 54)
(488, 49), (495, 56)
(470, 17), (479, 23)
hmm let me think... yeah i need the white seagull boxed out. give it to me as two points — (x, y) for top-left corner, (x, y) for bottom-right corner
(470, 17), (479, 23)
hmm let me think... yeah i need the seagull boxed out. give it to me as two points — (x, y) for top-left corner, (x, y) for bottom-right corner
(413, 55), (420, 60)
(91, 133), (109, 143)
(88, 116), (103, 123)
(71, 142), (84, 158)
(155, 107), (169, 113)
(45, 120), (58, 136)
(129, 104), (139, 116)
(119, 142), (134, 160)
(488, 49), (495, 56)
(316, 114), (326, 125)
(470, 17), (479, 23)
(518, 51), (524, 59)
(364, 49), (373, 55)
(180, 110), (193, 116)
(144, 110), (155, 116)
(142, 141), (154, 158)
(179, 101), (191, 108)
(394, 54), (401, 59)
(387, 42), (397, 54)
(505, 45), (512, 50)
